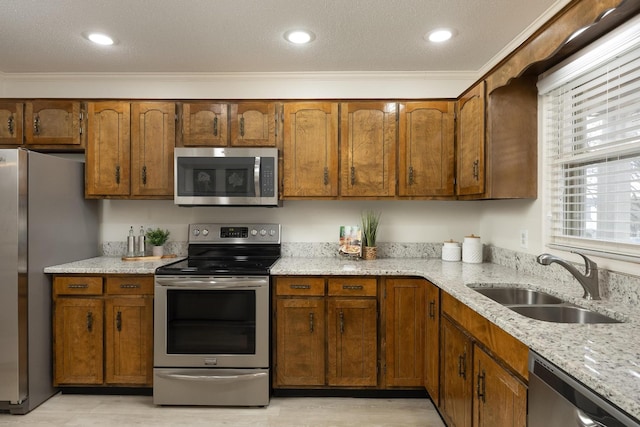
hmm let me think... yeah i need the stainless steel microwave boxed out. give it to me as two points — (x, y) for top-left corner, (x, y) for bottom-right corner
(174, 147), (279, 206)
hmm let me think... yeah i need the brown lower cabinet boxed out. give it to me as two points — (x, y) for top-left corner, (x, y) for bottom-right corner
(52, 275), (153, 387)
(439, 292), (528, 427)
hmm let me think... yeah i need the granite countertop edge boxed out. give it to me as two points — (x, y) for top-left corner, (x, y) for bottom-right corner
(44, 255), (640, 421)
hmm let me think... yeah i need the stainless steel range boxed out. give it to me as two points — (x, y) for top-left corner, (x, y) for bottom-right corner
(153, 223), (280, 407)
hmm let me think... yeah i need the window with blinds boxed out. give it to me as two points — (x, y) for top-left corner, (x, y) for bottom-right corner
(539, 16), (640, 260)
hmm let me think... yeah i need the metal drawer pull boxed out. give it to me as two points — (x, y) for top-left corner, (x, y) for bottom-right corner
(115, 165), (121, 184)
(142, 165), (147, 185)
(342, 285), (364, 290)
(290, 284), (311, 289)
(409, 166), (414, 185)
(68, 284), (89, 289)
(458, 353), (467, 379)
(473, 160), (479, 181)
(158, 372), (267, 382)
(428, 300), (436, 319)
(213, 117), (218, 136)
(33, 115), (40, 135)
(339, 311), (345, 334)
(350, 166), (355, 185)
(323, 167), (329, 185)
(309, 312), (314, 333)
(7, 116), (14, 135)
(86, 311), (93, 332)
(119, 284), (140, 289)
(240, 117), (245, 137)
(116, 311), (122, 332)
(477, 369), (486, 403)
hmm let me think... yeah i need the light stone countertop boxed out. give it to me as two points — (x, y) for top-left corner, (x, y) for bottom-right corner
(44, 255), (640, 421)
(271, 257), (640, 422)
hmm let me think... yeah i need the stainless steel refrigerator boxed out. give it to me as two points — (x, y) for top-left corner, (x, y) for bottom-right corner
(0, 148), (99, 414)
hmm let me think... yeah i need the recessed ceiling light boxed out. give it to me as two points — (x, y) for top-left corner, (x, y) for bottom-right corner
(426, 29), (455, 43)
(284, 30), (315, 45)
(86, 32), (115, 46)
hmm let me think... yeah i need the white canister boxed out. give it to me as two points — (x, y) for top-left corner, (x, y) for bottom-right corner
(462, 234), (483, 263)
(441, 240), (461, 262)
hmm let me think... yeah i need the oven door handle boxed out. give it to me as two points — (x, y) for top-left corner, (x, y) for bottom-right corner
(155, 279), (267, 289)
(157, 371), (268, 382)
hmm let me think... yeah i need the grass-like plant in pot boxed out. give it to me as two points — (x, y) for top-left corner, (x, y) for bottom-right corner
(146, 227), (170, 256)
(361, 210), (381, 260)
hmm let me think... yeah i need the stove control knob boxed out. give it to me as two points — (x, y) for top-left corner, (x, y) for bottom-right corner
(260, 229), (267, 236)
(202, 229), (209, 236)
(193, 229), (200, 236)
(251, 229), (258, 236)
(269, 229), (276, 236)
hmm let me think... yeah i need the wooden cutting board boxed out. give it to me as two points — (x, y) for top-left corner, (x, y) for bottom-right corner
(121, 254), (178, 261)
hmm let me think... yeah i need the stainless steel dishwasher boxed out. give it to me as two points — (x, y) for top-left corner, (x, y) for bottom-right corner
(528, 351), (639, 427)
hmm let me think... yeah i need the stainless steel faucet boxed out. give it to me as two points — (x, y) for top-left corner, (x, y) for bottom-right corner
(536, 252), (601, 300)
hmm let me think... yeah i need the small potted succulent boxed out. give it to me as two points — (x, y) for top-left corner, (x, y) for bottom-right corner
(146, 227), (170, 257)
(361, 210), (381, 260)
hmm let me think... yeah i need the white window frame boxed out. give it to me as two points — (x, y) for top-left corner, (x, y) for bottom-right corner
(539, 14), (640, 262)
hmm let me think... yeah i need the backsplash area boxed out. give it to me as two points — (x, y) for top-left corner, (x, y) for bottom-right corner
(102, 240), (640, 304)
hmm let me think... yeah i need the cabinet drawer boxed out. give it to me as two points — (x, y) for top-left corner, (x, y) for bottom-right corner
(276, 277), (325, 296)
(106, 276), (154, 295)
(328, 278), (377, 297)
(54, 276), (103, 296)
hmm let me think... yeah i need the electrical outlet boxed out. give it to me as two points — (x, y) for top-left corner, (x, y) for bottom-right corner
(519, 229), (528, 249)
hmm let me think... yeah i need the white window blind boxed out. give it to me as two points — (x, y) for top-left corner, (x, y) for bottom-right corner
(539, 17), (640, 260)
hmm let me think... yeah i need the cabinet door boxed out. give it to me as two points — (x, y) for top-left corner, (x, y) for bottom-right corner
(282, 102), (339, 197)
(340, 102), (397, 197)
(456, 82), (486, 196)
(54, 298), (104, 385)
(86, 101), (131, 197)
(131, 102), (176, 197)
(25, 101), (83, 147)
(473, 346), (527, 427)
(105, 296), (153, 385)
(440, 317), (472, 427)
(275, 298), (325, 386)
(180, 102), (228, 146)
(424, 281), (440, 404)
(398, 102), (454, 197)
(230, 102), (277, 146)
(327, 298), (377, 386)
(0, 102), (24, 145)
(384, 278), (425, 387)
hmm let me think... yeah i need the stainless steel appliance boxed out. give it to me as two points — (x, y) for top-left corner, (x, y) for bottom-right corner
(153, 223), (280, 406)
(529, 351), (639, 427)
(0, 148), (99, 414)
(174, 147), (279, 206)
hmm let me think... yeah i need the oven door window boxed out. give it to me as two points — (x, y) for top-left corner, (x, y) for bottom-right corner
(176, 156), (257, 197)
(166, 289), (256, 354)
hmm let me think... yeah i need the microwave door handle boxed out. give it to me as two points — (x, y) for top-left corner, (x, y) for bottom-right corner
(254, 156), (261, 197)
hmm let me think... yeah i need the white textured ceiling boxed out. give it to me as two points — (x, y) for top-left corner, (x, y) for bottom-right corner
(0, 0), (564, 74)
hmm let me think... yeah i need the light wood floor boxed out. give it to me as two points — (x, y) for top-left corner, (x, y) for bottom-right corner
(0, 394), (446, 426)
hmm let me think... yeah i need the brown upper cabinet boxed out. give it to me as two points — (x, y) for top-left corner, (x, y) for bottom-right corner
(25, 100), (84, 149)
(86, 101), (175, 199)
(178, 102), (228, 147)
(282, 102), (339, 198)
(0, 102), (24, 145)
(230, 102), (278, 146)
(456, 82), (486, 197)
(340, 102), (397, 197)
(398, 102), (455, 197)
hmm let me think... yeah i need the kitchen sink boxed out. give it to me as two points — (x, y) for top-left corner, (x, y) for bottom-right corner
(469, 285), (623, 324)
(509, 305), (621, 324)
(471, 287), (564, 305)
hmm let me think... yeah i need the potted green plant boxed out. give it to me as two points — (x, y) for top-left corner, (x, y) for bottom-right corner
(361, 210), (381, 260)
(146, 227), (170, 256)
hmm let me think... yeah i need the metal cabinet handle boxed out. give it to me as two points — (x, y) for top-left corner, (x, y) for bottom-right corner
(458, 353), (467, 379)
(350, 167), (355, 185)
(323, 167), (329, 186)
(142, 165), (147, 185)
(477, 369), (486, 403)
(342, 285), (364, 290)
(339, 311), (345, 334)
(309, 312), (314, 333)
(7, 116), (14, 135)
(213, 117), (218, 136)
(115, 165), (121, 184)
(473, 160), (479, 181)
(33, 115), (40, 135)
(68, 284), (89, 289)
(428, 300), (436, 319)
(120, 284), (140, 289)
(290, 284), (310, 289)
(86, 311), (93, 332)
(409, 166), (414, 185)
(116, 311), (122, 332)
(240, 117), (245, 137)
